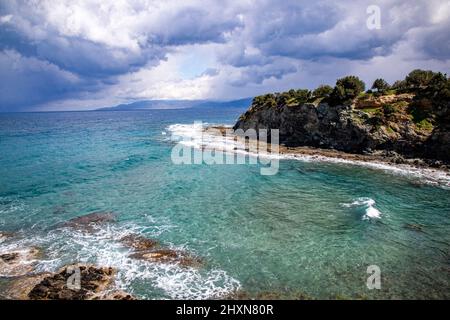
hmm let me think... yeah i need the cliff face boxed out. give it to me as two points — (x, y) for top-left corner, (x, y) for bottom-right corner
(233, 94), (450, 164)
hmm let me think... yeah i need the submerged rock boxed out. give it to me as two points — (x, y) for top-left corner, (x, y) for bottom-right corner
(61, 211), (116, 231)
(130, 249), (203, 268)
(121, 233), (203, 268)
(0, 247), (41, 277)
(120, 234), (159, 251)
(404, 223), (425, 232)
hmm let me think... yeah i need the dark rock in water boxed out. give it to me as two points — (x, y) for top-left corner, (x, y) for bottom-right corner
(404, 223), (424, 232)
(6, 264), (135, 300)
(0, 252), (19, 263)
(52, 205), (67, 215)
(130, 249), (202, 268)
(27, 264), (124, 300)
(61, 212), (116, 231)
(120, 234), (159, 251)
(120, 233), (203, 268)
(0, 247), (41, 277)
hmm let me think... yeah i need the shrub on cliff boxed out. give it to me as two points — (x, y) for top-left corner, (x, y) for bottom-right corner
(382, 104), (396, 115)
(292, 89), (312, 104)
(272, 89), (312, 106)
(329, 76), (366, 105)
(312, 85), (333, 99)
(253, 94), (277, 108)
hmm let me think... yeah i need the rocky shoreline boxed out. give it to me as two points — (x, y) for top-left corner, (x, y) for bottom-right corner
(232, 71), (450, 171)
(203, 125), (450, 186)
(0, 212), (205, 300)
(278, 145), (449, 172)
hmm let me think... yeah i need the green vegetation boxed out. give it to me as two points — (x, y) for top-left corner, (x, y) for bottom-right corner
(382, 104), (397, 116)
(312, 85), (333, 99)
(372, 78), (390, 93)
(408, 98), (434, 123)
(253, 93), (277, 108)
(251, 89), (312, 108)
(416, 118), (434, 131)
(240, 69), (449, 163)
(250, 69), (449, 127)
(329, 76), (366, 105)
(405, 69), (436, 89)
(361, 107), (380, 114)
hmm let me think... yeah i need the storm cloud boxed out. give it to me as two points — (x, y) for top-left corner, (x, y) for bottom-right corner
(0, 0), (449, 111)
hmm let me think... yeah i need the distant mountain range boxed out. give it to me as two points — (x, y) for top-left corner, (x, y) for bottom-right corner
(97, 98), (253, 111)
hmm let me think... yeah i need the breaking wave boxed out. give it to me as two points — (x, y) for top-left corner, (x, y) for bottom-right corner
(0, 223), (240, 299)
(341, 197), (382, 220)
(166, 123), (450, 188)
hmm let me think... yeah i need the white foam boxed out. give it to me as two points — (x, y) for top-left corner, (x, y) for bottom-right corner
(341, 197), (382, 220)
(1, 223), (240, 299)
(364, 206), (381, 220)
(166, 123), (450, 188)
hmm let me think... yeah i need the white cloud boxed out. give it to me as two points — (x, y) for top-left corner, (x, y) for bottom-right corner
(1, 0), (450, 110)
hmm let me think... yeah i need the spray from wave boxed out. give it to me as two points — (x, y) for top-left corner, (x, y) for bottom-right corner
(166, 123), (450, 188)
(0, 223), (241, 299)
(341, 197), (382, 220)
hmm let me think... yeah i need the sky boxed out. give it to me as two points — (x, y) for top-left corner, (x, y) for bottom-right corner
(0, 0), (449, 111)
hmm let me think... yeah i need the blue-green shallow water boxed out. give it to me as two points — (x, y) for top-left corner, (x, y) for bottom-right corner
(0, 109), (449, 299)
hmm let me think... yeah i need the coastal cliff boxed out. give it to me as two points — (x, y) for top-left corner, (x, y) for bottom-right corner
(234, 70), (450, 167)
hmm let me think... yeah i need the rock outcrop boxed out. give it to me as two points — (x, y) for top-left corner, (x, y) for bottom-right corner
(120, 234), (203, 268)
(233, 94), (449, 166)
(60, 211), (116, 232)
(23, 264), (134, 300)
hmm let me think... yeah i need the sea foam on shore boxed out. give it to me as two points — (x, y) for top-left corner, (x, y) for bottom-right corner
(167, 123), (450, 188)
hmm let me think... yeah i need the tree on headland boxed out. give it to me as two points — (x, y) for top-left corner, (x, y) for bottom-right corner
(391, 80), (407, 92)
(329, 76), (366, 105)
(371, 78), (390, 93)
(405, 69), (436, 89)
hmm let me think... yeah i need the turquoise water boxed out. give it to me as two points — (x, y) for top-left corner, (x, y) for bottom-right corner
(0, 109), (449, 299)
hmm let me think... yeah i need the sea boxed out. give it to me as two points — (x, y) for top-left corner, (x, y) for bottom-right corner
(0, 107), (449, 299)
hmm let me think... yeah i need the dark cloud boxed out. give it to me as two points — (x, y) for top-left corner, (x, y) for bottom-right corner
(0, 50), (94, 111)
(0, 0), (449, 111)
(230, 61), (298, 86)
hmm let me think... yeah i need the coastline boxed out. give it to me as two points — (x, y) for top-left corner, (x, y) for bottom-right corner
(204, 125), (450, 187)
